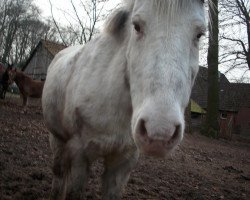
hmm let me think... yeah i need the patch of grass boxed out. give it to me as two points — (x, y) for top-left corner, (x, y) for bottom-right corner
(5, 92), (20, 98)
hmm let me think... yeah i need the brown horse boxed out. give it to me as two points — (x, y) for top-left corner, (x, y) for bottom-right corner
(8, 69), (44, 107)
(0, 63), (12, 99)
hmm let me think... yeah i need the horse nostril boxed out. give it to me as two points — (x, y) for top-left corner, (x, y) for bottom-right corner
(138, 119), (147, 137)
(170, 125), (181, 142)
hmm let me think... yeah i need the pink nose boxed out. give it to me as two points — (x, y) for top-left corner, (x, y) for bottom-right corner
(135, 119), (182, 157)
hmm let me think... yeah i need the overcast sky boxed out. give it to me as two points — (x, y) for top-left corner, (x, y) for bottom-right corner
(34, 0), (120, 22)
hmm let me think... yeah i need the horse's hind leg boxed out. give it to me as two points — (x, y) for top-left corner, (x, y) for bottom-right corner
(0, 87), (3, 99)
(102, 148), (139, 200)
(3, 89), (6, 99)
(22, 95), (27, 107)
(50, 134), (89, 200)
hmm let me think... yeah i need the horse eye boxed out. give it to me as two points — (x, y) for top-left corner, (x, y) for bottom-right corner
(197, 33), (204, 39)
(133, 22), (141, 33)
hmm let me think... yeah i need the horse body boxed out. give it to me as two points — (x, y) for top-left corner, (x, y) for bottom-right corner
(8, 70), (44, 106)
(45, 40), (132, 146)
(44, 40), (136, 200)
(42, 0), (207, 199)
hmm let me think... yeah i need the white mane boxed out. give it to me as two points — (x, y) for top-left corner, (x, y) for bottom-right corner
(124, 0), (208, 13)
(105, 0), (210, 45)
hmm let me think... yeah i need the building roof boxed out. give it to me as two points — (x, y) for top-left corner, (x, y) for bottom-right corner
(191, 66), (250, 112)
(224, 83), (250, 111)
(22, 40), (67, 71)
(42, 40), (67, 56)
(191, 99), (206, 114)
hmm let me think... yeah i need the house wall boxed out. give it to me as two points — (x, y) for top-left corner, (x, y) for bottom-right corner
(235, 107), (250, 137)
(191, 113), (205, 131)
(219, 112), (235, 140)
(24, 45), (53, 80)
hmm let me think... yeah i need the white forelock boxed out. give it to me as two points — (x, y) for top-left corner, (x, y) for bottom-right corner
(123, 0), (209, 12)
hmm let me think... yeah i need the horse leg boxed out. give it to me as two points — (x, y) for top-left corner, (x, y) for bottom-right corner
(0, 86), (4, 99)
(2, 83), (9, 99)
(22, 95), (27, 107)
(3, 89), (6, 99)
(0, 89), (3, 99)
(50, 134), (89, 200)
(102, 148), (139, 200)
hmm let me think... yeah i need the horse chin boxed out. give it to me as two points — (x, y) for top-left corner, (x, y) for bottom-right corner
(135, 138), (180, 158)
(140, 148), (169, 158)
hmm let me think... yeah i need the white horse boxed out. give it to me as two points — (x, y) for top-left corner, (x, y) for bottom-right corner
(42, 0), (207, 199)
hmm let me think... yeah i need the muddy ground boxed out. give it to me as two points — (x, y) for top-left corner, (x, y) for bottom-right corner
(0, 96), (250, 200)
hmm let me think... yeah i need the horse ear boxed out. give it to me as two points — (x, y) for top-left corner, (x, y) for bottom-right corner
(105, 9), (129, 38)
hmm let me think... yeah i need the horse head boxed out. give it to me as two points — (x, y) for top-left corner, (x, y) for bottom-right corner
(107, 0), (206, 157)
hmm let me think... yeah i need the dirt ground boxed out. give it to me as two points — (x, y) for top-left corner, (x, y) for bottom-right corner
(0, 96), (250, 200)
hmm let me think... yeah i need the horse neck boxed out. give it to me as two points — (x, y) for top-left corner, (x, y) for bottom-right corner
(2, 70), (9, 81)
(14, 71), (31, 87)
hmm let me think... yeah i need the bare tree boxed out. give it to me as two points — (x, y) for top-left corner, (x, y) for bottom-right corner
(219, 0), (250, 78)
(12, 18), (57, 64)
(0, 0), (58, 66)
(0, 0), (27, 64)
(49, 0), (110, 45)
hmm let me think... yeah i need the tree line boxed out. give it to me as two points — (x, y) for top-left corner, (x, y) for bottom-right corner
(0, 0), (249, 81)
(0, 0), (56, 66)
(206, 0), (249, 137)
(0, 0), (107, 67)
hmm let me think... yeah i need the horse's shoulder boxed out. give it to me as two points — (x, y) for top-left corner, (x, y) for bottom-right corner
(55, 45), (84, 62)
(47, 45), (83, 73)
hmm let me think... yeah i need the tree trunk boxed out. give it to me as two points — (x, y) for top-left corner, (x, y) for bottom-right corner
(205, 0), (219, 138)
(185, 101), (192, 134)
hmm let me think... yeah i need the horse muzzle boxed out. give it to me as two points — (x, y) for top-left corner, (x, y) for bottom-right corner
(132, 103), (184, 157)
